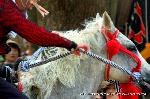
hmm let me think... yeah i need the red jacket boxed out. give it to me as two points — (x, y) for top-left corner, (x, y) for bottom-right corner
(0, 0), (77, 55)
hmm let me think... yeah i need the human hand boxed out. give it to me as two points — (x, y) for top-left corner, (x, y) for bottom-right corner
(71, 44), (89, 56)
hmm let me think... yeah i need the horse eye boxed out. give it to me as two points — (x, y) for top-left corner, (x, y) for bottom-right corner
(126, 45), (137, 52)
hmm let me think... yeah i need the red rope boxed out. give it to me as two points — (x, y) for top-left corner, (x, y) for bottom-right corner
(105, 29), (142, 79)
(102, 28), (142, 99)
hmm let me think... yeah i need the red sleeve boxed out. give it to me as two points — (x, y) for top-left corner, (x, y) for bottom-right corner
(1, 0), (76, 50)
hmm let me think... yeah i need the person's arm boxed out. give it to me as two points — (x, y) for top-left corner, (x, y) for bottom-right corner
(1, 0), (77, 51)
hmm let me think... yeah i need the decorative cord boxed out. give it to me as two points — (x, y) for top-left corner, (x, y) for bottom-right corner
(29, 51), (71, 68)
(20, 51), (71, 71)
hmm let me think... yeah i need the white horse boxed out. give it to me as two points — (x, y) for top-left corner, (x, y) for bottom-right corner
(19, 12), (150, 99)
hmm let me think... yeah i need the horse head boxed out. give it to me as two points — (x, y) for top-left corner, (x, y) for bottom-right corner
(102, 12), (150, 92)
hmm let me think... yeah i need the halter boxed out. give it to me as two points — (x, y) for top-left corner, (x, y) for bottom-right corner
(101, 27), (142, 81)
(100, 27), (146, 99)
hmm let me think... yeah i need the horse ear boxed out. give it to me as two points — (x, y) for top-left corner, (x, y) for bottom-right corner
(102, 11), (115, 29)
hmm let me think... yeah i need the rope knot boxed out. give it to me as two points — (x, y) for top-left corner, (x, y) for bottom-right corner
(105, 29), (120, 58)
(106, 39), (120, 57)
